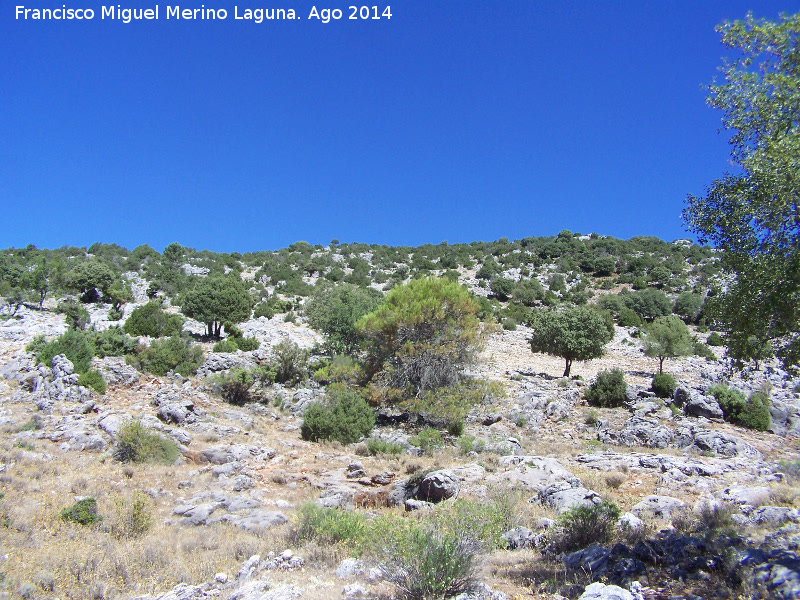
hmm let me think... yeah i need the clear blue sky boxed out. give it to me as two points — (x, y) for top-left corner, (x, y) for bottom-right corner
(2, 1), (796, 252)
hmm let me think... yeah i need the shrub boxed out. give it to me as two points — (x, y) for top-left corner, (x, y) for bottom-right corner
(128, 336), (204, 377)
(585, 369), (628, 408)
(490, 277), (515, 301)
(78, 369), (107, 395)
(91, 326), (138, 357)
(378, 525), (482, 600)
(617, 307), (643, 327)
(584, 409), (599, 425)
(113, 420), (180, 464)
(708, 385), (771, 431)
(621, 288), (672, 320)
(29, 328), (95, 374)
(651, 372), (677, 399)
(366, 438), (404, 456)
(356, 277), (481, 395)
(181, 274), (252, 338)
(212, 368), (254, 406)
(447, 419), (465, 437)
(57, 300), (90, 330)
(300, 389), (375, 444)
(123, 302), (184, 338)
(409, 427), (443, 454)
(305, 283), (384, 353)
(673, 292), (704, 323)
(253, 301), (275, 320)
(313, 355), (364, 385)
(271, 339), (309, 385)
(553, 501), (621, 552)
(458, 434), (484, 455)
(290, 503), (367, 547)
(693, 340), (717, 361)
(707, 332), (725, 346)
(501, 317), (517, 331)
(60, 497), (101, 526)
(110, 492), (153, 539)
(233, 336), (260, 351)
(212, 338), (239, 353)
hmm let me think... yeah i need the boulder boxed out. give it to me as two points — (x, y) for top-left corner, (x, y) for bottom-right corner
(578, 582), (636, 600)
(416, 470), (461, 503)
(597, 416), (674, 449)
(539, 481), (602, 513)
(684, 394), (723, 420)
(502, 526), (535, 550)
(630, 495), (686, 520)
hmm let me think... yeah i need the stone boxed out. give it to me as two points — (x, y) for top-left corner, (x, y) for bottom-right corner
(502, 526), (535, 550)
(684, 394), (724, 420)
(335, 558), (365, 580)
(578, 582), (635, 600)
(416, 470), (461, 503)
(617, 513), (644, 532)
(597, 416), (674, 449)
(630, 495), (686, 520)
(714, 486), (771, 507)
(539, 481), (602, 513)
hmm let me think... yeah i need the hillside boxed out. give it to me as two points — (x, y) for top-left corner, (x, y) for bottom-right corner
(1, 233), (800, 600)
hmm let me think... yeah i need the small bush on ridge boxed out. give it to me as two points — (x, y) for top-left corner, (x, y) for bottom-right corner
(60, 497), (101, 526)
(585, 369), (628, 408)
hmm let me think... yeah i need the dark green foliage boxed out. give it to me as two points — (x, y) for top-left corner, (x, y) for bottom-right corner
(409, 427), (444, 454)
(253, 301), (275, 319)
(622, 288), (672, 321)
(707, 332), (725, 346)
(585, 369), (628, 408)
(30, 329), (94, 374)
(212, 368), (254, 406)
(57, 300), (90, 330)
(123, 302), (184, 338)
(512, 279), (544, 306)
(181, 274), (252, 338)
(674, 292), (704, 323)
(618, 307), (643, 327)
(708, 384), (771, 431)
(113, 419), (180, 464)
(593, 256), (616, 277)
(379, 525), (482, 600)
(305, 284), (383, 353)
(212, 338), (239, 353)
(60, 497), (101, 526)
(489, 277), (515, 301)
(233, 336), (260, 351)
(90, 326), (138, 357)
(553, 501), (621, 553)
(300, 389), (375, 444)
(651, 372), (677, 399)
(693, 339), (717, 361)
(529, 306), (613, 377)
(78, 370), (107, 395)
(129, 336), (204, 377)
(68, 260), (115, 302)
(547, 273), (566, 292)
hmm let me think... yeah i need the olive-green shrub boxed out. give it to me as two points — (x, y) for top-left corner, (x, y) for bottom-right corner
(300, 389), (375, 444)
(585, 369), (628, 408)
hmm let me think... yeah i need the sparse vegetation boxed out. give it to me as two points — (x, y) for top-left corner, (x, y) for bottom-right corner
(113, 420), (180, 464)
(552, 501), (621, 552)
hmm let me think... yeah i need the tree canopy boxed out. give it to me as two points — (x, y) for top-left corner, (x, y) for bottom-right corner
(181, 275), (251, 338)
(356, 277), (481, 395)
(642, 315), (693, 374)
(529, 306), (613, 377)
(683, 11), (800, 371)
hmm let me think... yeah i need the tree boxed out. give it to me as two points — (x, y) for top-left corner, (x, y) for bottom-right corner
(529, 306), (613, 377)
(489, 277), (515, 301)
(124, 302), (184, 338)
(683, 12), (800, 371)
(181, 275), (251, 338)
(673, 292), (704, 324)
(68, 261), (115, 302)
(642, 315), (693, 374)
(305, 283), (384, 354)
(356, 277), (481, 395)
(621, 288), (672, 321)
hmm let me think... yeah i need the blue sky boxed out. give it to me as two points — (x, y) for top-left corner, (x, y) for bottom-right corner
(2, 1), (797, 252)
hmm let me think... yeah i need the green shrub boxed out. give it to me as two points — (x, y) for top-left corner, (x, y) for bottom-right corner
(78, 370), (107, 395)
(18, 415), (43, 432)
(271, 339), (309, 385)
(113, 420), (180, 464)
(290, 503), (367, 547)
(553, 501), (621, 552)
(29, 329), (95, 374)
(617, 307), (643, 327)
(651, 372), (677, 399)
(708, 384), (771, 431)
(585, 369), (628, 408)
(305, 284), (384, 354)
(90, 326), (138, 357)
(693, 340), (717, 360)
(212, 338), (239, 353)
(57, 300), (90, 330)
(253, 301), (275, 319)
(378, 524), (482, 600)
(60, 497), (101, 526)
(458, 434), (484, 455)
(123, 302), (183, 338)
(313, 355), (364, 385)
(233, 336), (260, 351)
(707, 332), (725, 346)
(128, 336), (204, 377)
(300, 389), (375, 444)
(110, 491), (153, 539)
(409, 427), (443, 454)
(211, 368), (254, 406)
(501, 317), (517, 331)
(447, 419), (465, 437)
(366, 438), (404, 456)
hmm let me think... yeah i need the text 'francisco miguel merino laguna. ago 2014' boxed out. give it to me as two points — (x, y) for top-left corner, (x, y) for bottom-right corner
(15, 5), (393, 23)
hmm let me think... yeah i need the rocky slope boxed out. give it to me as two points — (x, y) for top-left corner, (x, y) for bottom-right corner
(2, 299), (800, 600)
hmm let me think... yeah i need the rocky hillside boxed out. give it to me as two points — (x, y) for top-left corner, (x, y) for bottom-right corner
(1, 235), (800, 600)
